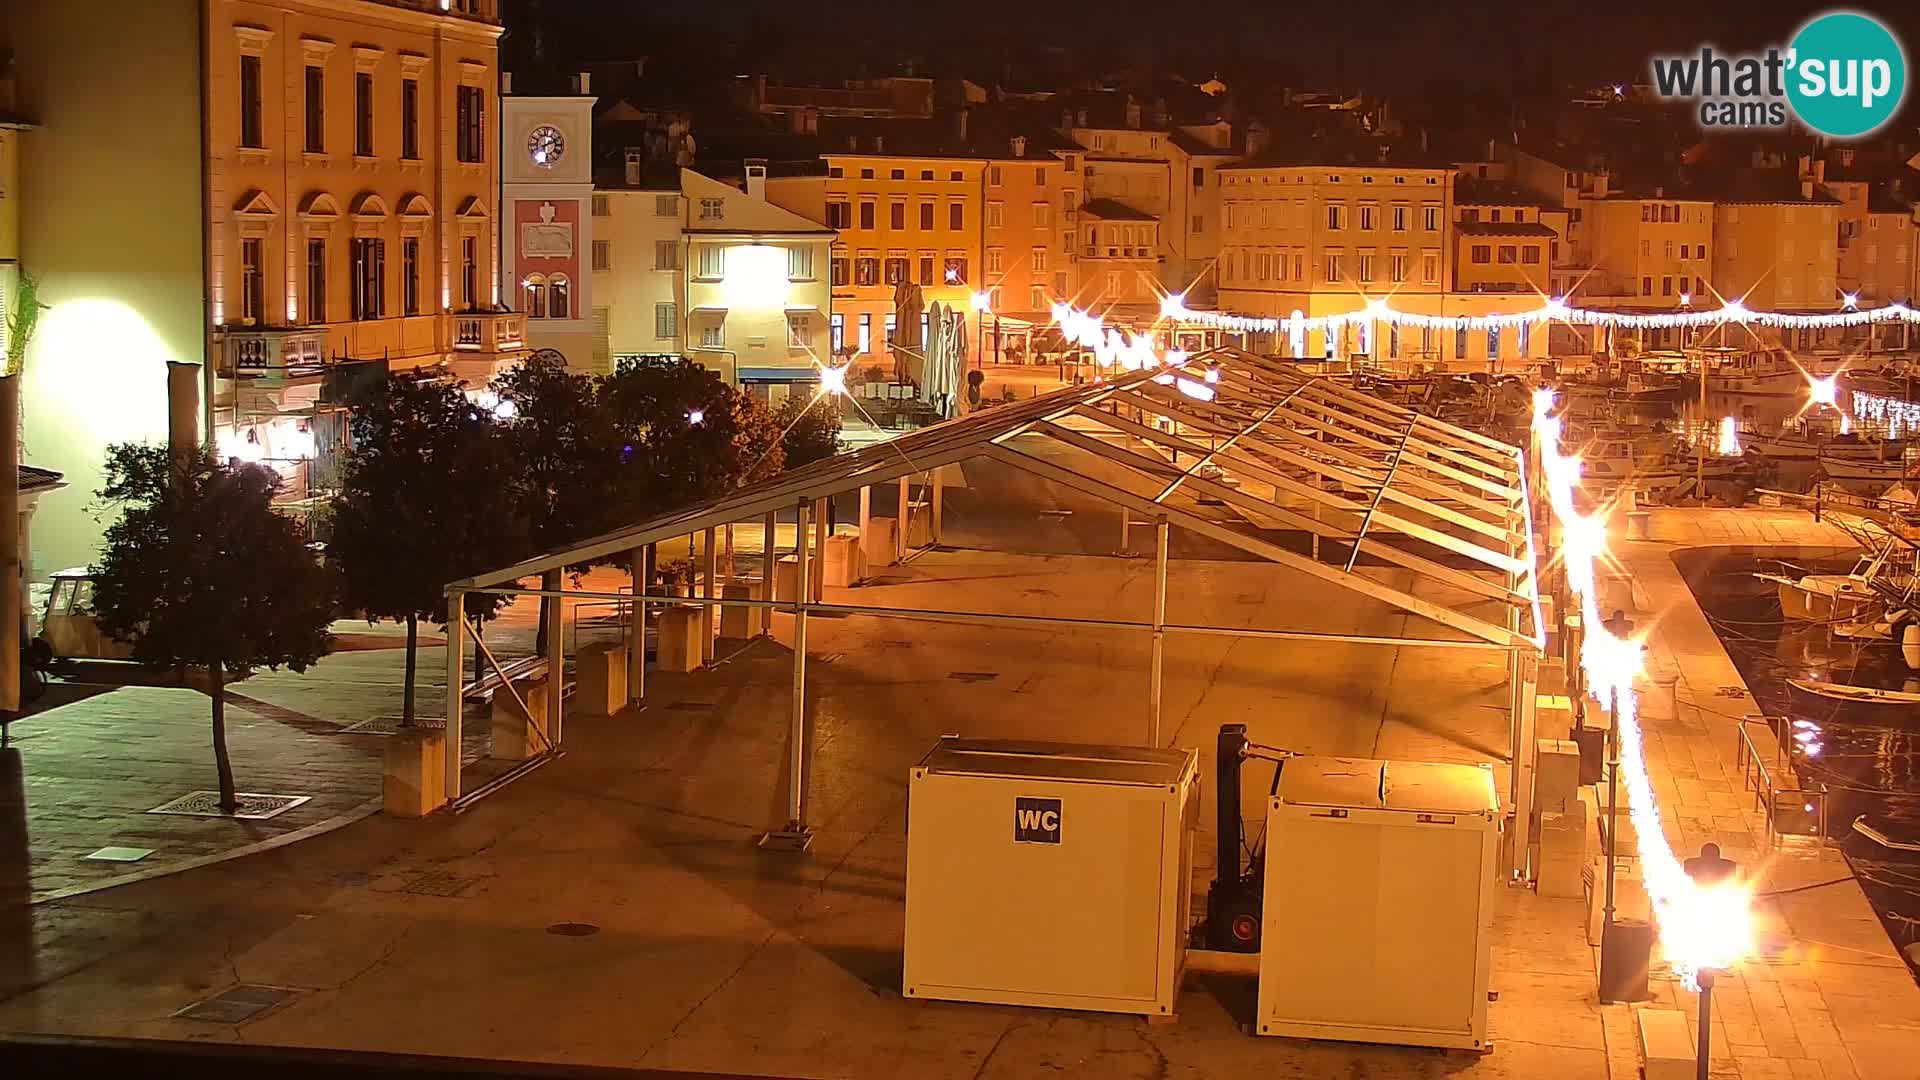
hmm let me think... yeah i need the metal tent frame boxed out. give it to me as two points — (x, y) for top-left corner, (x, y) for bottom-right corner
(444, 347), (1545, 856)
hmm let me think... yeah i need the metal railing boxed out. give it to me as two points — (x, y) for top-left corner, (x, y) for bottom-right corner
(1733, 716), (1830, 845)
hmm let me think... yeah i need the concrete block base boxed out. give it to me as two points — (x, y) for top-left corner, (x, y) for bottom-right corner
(1536, 738), (1580, 813)
(576, 642), (627, 717)
(383, 726), (446, 817)
(1536, 694), (1575, 742)
(490, 678), (550, 761)
(1537, 801), (1587, 899)
(822, 534), (863, 588)
(861, 518), (900, 569)
(657, 605), (705, 673)
(774, 555), (800, 602)
(719, 582), (755, 640)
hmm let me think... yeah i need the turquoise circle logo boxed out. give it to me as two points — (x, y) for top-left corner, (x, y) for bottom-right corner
(1786, 11), (1906, 138)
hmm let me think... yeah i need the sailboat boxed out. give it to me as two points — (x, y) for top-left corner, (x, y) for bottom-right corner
(1707, 347), (1807, 396)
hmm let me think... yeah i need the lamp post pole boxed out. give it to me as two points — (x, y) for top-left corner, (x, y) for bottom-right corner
(1696, 968), (1717, 1080)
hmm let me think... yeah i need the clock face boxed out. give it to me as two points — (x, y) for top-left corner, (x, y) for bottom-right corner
(527, 125), (565, 167)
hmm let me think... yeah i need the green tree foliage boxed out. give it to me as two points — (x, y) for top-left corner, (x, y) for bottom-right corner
(90, 445), (334, 811)
(493, 354), (637, 551)
(599, 356), (786, 509)
(774, 392), (843, 469)
(331, 376), (526, 725)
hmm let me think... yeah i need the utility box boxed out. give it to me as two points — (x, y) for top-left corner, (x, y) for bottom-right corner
(903, 737), (1199, 1018)
(1257, 757), (1500, 1051)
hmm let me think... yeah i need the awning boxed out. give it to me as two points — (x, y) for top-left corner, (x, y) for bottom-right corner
(737, 367), (820, 382)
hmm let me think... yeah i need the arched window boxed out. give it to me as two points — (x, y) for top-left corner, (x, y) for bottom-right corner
(548, 274), (571, 320)
(523, 274), (547, 318)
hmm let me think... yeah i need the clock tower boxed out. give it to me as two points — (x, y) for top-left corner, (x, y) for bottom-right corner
(502, 77), (600, 369)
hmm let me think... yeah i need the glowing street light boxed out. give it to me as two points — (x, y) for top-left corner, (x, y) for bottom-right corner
(1807, 374), (1839, 408)
(687, 409), (705, 426)
(818, 364), (848, 396)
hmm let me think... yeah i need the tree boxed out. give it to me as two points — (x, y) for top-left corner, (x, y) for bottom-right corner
(600, 356), (785, 509)
(774, 392), (843, 469)
(90, 445), (334, 811)
(330, 376), (525, 726)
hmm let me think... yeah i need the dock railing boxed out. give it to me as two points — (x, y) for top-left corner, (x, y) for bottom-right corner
(1733, 715), (1831, 845)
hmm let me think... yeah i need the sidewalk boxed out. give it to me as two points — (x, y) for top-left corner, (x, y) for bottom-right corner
(1601, 506), (1920, 1080)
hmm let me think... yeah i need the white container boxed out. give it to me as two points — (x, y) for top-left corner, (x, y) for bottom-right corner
(1257, 756), (1500, 1051)
(903, 738), (1199, 1018)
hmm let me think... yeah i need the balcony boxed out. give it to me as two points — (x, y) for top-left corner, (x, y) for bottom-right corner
(220, 326), (328, 385)
(449, 309), (530, 384)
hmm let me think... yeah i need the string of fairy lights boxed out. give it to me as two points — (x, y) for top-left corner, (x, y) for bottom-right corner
(1159, 293), (1920, 335)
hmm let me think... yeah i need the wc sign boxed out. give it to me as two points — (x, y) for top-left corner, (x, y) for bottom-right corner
(1014, 797), (1062, 844)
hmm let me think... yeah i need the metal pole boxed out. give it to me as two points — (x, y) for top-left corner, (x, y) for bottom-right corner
(760, 511), (776, 635)
(858, 485), (871, 581)
(1696, 969), (1716, 1080)
(811, 497), (828, 599)
(931, 467), (945, 544)
(1150, 518), (1168, 747)
(1604, 687), (1620, 926)
(1696, 354), (1707, 495)
(897, 474), (909, 562)
(445, 589), (466, 805)
(763, 497), (814, 851)
(628, 548), (646, 707)
(702, 526), (718, 665)
(543, 569), (563, 746)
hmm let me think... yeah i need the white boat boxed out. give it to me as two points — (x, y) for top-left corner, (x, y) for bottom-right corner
(1747, 419), (1906, 463)
(1788, 677), (1920, 707)
(1817, 454), (1914, 484)
(1707, 348), (1806, 396)
(1755, 556), (1887, 621)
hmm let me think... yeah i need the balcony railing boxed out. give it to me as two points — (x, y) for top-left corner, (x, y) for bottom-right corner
(453, 311), (527, 354)
(220, 327), (328, 382)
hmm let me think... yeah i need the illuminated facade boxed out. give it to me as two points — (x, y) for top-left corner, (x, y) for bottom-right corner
(503, 85), (600, 370)
(592, 181), (684, 364)
(1216, 159), (1546, 369)
(679, 167), (834, 400)
(3, 0), (511, 574)
(1069, 121), (1237, 304)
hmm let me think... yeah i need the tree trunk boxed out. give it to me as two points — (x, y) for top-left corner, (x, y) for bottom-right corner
(401, 612), (417, 726)
(210, 663), (237, 813)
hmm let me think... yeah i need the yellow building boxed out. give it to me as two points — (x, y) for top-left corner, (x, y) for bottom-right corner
(1709, 176), (1840, 318)
(1452, 178), (1556, 297)
(1069, 120), (1239, 304)
(1582, 195), (1714, 309)
(2, 0), (512, 574)
(766, 131), (1072, 370)
(1826, 162), (1916, 311)
(1216, 156), (1547, 369)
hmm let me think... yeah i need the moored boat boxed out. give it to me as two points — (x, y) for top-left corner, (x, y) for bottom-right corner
(1788, 677), (1920, 708)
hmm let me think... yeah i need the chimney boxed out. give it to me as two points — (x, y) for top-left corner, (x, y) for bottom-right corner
(0, 49), (15, 113)
(1814, 159), (1826, 184)
(1245, 119), (1269, 157)
(955, 107), (969, 144)
(744, 159), (767, 201)
(847, 134), (859, 151)
(1010, 135), (1027, 158)
(500, 70), (513, 95)
(1077, 108), (1088, 127)
(1125, 97), (1142, 129)
(873, 134), (885, 153)
(1061, 108), (1074, 131)
(625, 148), (643, 186)
(1801, 177), (1814, 200)
(573, 70), (591, 95)
(1150, 98), (1168, 128)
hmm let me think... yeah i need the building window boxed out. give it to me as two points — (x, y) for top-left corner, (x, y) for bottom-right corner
(1661, 276), (1673, 296)
(1357, 253), (1374, 281)
(989, 165), (1003, 186)
(696, 245), (725, 279)
(1055, 271), (1067, 294)
(351, 238), (385, 320)
(240, 55), (264, 148)
(1423, 205), (1440, 231)
(461, 236), (477, 309)
(591, 194), (610, 217)
(920, 169), (934, 181)
(1392, 205), (1407, 231)
(827, 202), (851, 229)
(1487, 325), (1500, 360)
(891, 201), (906, 229)
(986, 248), (1004, 274)
(789, 246), (815, 280)
(456, 86), (484, 163)
(884, 254), (908, 284)
(655, 195), (677, 217)
(1497, 246), (1516, 264)
(240, 238), (263, 324)
(1031, 286), (1045, 309)
(831, 254), (849, 286)
(592, 240), (612, 272)
(1324, 253), (1342, 281)
(304, 66), (325, 153)
(700, 321), (724, 349)
(1522, 246), (1540, 264)
(306, 238), (327, 323)
(1359, 205), (1376, 230)
(857, 201), (875, 229)
(1472, 245), (1491, 264)
(949, 203), (964, 230)
(699, 198), (724, 221)
(889, 168), (905, 181)
(857, 313), (871, 353)
(401, 78), (419, 159)
(654, 240), (679, 271)
(860, 169), (874, 180)
(987, 202), (1004, 228)
(402, 237), (420, 315)
(1031, 247), (1047, 272)
(1454, 325), (1467, 358)
(1518, 322), (1531, 356)
(1389, 254), (1407, 282)
(655, 302), (677, 339)
(920, 202), (935, 229)
(1191, 214), (1203, 233)
(855, 254), (880, 286)
(1641, 275), (1653, 295)
(781, 312), (810, 348)
(944, 256), (968, 284)
(354, 72), (374, 156)
(1327, 203), (1345, 230)
(918, 253), (935, 285)
(830, 313), (845, 353)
